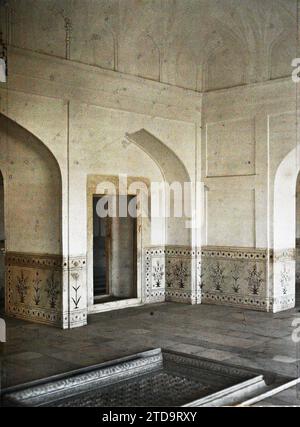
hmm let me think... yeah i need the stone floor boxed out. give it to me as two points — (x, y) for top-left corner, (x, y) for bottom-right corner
(1, 302), (300, 406)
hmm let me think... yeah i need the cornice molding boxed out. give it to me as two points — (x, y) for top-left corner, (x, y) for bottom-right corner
(4, 46), (202, 124)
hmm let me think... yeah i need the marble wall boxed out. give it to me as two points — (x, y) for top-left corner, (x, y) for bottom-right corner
(202, 77), (297, 313)
(0, 46), (298, 321)
(0, 1), (298, 327)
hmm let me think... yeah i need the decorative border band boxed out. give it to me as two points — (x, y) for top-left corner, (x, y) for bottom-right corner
(145, 247), (201, 257)
(202, 292), (269, 311)
(273, 249), (295, 262)
(8, 304), (62, 326)
(6, 252), (63, 270)
(201, 246), (269, 261)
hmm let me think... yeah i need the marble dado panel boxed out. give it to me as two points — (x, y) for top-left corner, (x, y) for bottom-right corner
(272, 248), (296, 313)
(201, 247), (270, 311)
(144, 246), (201, 305)
(62, 255), (87, 329)
(296, 242), (300, 284)
(165, 247), (201, 304)
(144, 247), (165, 304)
(5, 252), (63, 326)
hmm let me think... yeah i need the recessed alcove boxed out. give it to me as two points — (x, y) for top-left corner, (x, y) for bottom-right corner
(0, 170), (4, 311)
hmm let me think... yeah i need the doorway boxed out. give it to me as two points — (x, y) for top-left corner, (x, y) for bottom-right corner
(93, 195), (137, 304)
(0, 171), (4, 311)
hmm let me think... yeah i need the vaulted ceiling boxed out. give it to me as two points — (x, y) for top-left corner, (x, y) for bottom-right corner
(1, 0), (298, 91)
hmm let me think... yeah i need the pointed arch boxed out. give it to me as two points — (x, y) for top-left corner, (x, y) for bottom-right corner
(126, 129), (192, 247)
(273, 145), (300, 312)
(0, 113), (63, 326)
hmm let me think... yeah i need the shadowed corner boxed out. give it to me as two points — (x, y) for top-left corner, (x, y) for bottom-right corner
(0, 318), (6, 343)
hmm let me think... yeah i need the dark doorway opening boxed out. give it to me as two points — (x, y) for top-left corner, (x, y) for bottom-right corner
(93, 195), (137, 304)
(0, 170), (5, 311)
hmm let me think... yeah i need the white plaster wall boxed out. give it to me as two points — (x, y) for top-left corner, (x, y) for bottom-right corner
(206, 189), (255, 248)
(202, 79), (296, 250)
(0, 39), (296, 290)
(68, 102), (187, 254)
(0, 89), (69, 255)
(0, 45), (200, 253)
(0, 115), (62, 255)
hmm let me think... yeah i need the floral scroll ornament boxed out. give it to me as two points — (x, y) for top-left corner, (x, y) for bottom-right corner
(197, 262), (205, 290)
(33, 271), (42, 306)
(71, 272), (81, 309)
(16, 271), (29, 303)
(280, 266), (290, 295)
(210, 262), (225, 292)
(46, 272), (59, 309)
(166, 260), (173, 288)
(246, 265), (263, 295)
(231, 263), (241, 293)
(152, 261), (164, 288)
(174, 261), (188, 289)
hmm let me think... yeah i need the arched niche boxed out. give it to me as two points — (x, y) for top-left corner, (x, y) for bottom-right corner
(273, 145), (300, 312)
(126, 129), (192, 247)
(0, 113), (63, 326)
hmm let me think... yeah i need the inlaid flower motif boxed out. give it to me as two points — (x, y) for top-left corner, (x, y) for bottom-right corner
(210, 262), (225, 292)
(152, 261), (164, 288)
(231, 263), (241, 293)
(165, 260), (173, 288)
(71, 272), (81, 309)
(198, 262), (205, 290)
(173, 261), (189, 289)
(280, 266), (290, 295)
(16, 271), (29, 303)
(33, 271), (42, 306)
(246, 265), (263, 295)
(46, 272), (60, 309)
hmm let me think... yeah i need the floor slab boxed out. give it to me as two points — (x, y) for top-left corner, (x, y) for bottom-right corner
(1, 302), (300, 406)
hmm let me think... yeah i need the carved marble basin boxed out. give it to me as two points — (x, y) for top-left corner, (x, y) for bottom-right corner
(1, 348), (297, 407)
